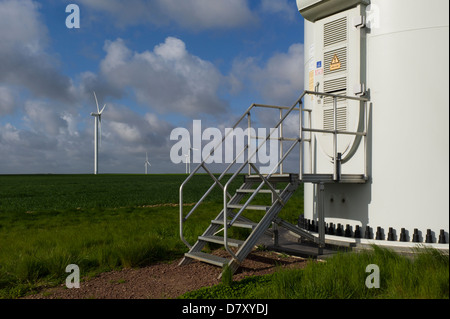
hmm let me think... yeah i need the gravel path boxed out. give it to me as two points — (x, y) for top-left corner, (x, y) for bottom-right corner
(24, 249), (309, 299)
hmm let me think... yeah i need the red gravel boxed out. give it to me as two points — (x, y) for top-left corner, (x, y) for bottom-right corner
(23, 249), (309, 299)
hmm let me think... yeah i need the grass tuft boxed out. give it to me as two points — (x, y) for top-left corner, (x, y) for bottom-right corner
(180, 247), (449, 299)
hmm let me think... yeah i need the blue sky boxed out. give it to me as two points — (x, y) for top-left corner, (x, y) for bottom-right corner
(0, 0), (305, 174)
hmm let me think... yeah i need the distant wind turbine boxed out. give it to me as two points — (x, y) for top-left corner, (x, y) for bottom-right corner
(184, 146), (198, 174)
(145, 152), (151, 174)
(184, 154), (190, 174)
(90, 91), (107, 175)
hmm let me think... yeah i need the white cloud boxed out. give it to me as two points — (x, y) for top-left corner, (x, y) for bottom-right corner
(0, 0), (76, 103)
(0, 1), (303, 174)
(259, 0), (296, 21)
(158, 0), (258, 31)
(78, 0), (258, 30)
(61, 113), (80, 137)
(100, 39), (132, 72)
(0, 122), (58, 155)
(23, 100), (68, 136)
(0, 99), (177, 174)
(154, 37), (186, 60)
(0, 86), (15, 115)
(0, 0), (47, 53)
(102, 103), (174, 146)
(1, 123), (20, 144)
(88, 37), (228, 116)
(109, 122), (141, 143)
(231, 43), (304, 105)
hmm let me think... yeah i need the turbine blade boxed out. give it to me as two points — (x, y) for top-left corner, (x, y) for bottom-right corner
(93, 91), (100, 113)
(99, 104), (106, 114)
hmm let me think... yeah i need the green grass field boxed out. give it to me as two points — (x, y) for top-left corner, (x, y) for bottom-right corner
(0, 174), (447, 299)
(0, 173), (302, 298)
(0, 174), (231, 212)
(180, 246), (449, 299)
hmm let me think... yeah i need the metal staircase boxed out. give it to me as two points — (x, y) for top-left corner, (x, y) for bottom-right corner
(179, 174), (300, 275)
(179, 90), (369, 277)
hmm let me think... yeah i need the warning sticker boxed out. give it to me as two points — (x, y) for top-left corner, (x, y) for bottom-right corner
(308, 70), (314, 101)
(330, 54), (341, 71)
(308, 70), (314, 90)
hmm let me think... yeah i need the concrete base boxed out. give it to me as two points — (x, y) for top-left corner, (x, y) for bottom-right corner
(256, 226), (449, 260)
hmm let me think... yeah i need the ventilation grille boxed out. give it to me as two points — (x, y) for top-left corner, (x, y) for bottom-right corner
(322, 15), (349, 132)
(324, 17), (347, 47)
(324, 93), (347, 106)
(324, 77), (346, 93)
(324, 77), (347, 106)
(323, 107), (347, 131)
(324, 47), (347, 75)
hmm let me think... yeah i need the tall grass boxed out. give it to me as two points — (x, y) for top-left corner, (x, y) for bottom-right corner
(0, 174), (243, 298)
(180, 246), (449, 299)
(0, 206), (185, 297)
(268, 246), (449, 299)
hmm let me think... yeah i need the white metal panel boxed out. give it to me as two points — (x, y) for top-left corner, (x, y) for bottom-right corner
(312, 5), (366, 165)
(301, 0), (449, 247)
(296, 0), (369, 22)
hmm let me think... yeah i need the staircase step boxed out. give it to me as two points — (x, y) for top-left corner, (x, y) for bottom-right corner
(211, 219), (257, 229)
(185, 251), (229, 267)
(227, 204), (268, 211)
(199, 235), (245, 247)
(244, 173), (298, 183)
(236, 189), (280, 194)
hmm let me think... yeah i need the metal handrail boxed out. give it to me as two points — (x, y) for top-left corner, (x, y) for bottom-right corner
(179, 99), (302, 248)
(227, 140), (300, 228)
(299, 90), (369, 181)
(223, 139), (300, 260)
(180, 90), (370, 253)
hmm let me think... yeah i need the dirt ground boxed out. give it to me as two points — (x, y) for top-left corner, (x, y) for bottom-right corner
(23, 249), (309, 299)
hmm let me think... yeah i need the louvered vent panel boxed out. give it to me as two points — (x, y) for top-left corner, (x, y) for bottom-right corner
(324, 77), (346, 93)
(336, 107), (347, 131)
(323, 107), (347, 131)
(322, 14), (349, 133)
(323, 109), (334, 131)
(324, 17), (347, 47)
(324, 94), (347, 106)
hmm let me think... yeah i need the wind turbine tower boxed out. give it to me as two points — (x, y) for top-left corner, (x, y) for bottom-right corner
(184, 146), (198, 174)
(90, 91), (107, 175)
(145, 152), (151, 174)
